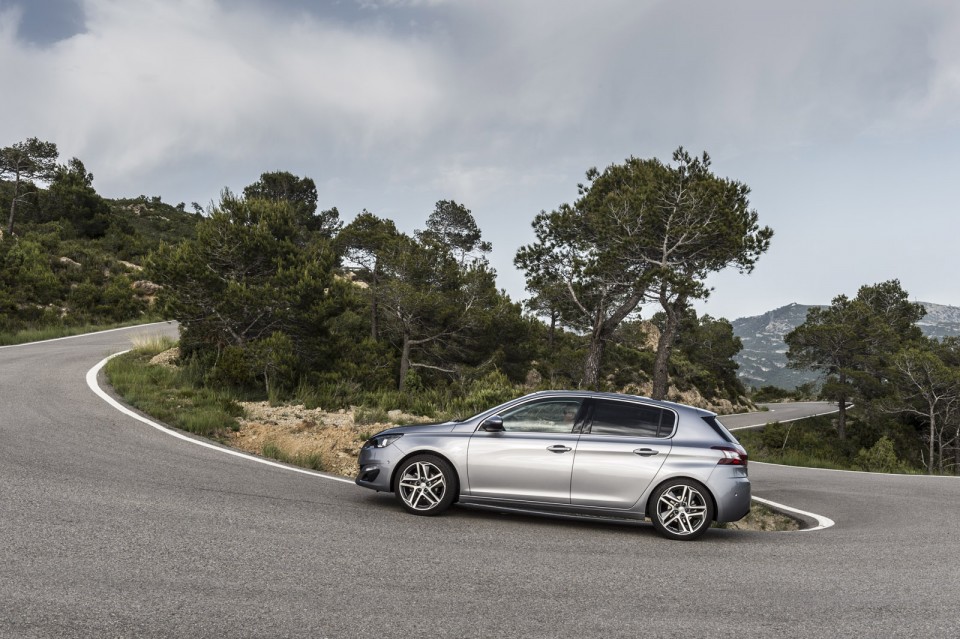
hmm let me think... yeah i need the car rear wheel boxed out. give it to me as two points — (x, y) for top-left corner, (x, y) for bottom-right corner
(650, 479), (715, 541)
(395, 455), (456, 516)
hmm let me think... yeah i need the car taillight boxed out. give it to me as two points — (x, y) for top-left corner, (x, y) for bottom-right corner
(712, 446), (747, 467)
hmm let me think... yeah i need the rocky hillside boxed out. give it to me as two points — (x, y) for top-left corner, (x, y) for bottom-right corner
(732, 304), (817, 390)
(732, 302), (960, 390)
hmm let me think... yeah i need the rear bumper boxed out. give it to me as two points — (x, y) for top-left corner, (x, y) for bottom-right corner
(709, 471), (751, 523)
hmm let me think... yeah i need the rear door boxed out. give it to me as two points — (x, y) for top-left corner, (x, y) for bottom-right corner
(467, 397), (584, 504)
(570, 399), (674, 510)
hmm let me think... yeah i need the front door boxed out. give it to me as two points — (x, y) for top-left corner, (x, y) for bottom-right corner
(467, 397), (583, 504)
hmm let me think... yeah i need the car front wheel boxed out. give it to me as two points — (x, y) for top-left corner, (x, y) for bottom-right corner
(650, 479), (715, 541)
(394, 455), (456, 516)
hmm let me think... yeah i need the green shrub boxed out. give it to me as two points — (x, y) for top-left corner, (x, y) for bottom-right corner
(854, 436), (910, 474)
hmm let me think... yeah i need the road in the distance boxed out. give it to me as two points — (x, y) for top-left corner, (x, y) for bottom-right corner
(719, 401), (840, 430)
(2, 325), (959, 638)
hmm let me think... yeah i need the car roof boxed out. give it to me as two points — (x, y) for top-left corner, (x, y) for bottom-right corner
(520, 390), (717, 418)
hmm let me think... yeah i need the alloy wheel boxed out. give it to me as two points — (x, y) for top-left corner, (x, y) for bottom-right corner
(398, 461), (447, 512)
(656, 484), (709, 536)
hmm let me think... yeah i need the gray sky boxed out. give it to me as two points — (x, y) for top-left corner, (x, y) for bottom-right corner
(2, 0), (958, 320)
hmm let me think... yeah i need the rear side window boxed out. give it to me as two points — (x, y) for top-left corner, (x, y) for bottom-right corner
(589, 400), (675, 438)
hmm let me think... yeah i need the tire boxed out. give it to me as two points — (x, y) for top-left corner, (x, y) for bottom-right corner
(394, 455), (457, 516)
(650, 479), (715, 541)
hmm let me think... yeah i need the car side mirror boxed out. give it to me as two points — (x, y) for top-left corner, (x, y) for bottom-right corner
(480, 415), (504, 432)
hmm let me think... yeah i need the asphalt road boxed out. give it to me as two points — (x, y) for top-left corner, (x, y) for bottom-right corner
(719, 401), (845, 431)
(2, 324), (959, 638)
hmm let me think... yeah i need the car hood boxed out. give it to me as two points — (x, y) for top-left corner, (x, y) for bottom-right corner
(374, 421), (459, 436)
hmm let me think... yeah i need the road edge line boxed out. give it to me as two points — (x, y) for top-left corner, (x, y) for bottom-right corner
(0, 321), (175, 350)
(727, 406), (845, 431)
(751, 496), (835, 531)
(86, 351), (355, 485)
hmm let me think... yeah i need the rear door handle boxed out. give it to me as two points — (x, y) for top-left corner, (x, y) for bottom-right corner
(547, 445), (572, 453)
(633, 448), (659, 456)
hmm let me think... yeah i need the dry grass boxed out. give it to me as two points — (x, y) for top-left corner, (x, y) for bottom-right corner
(130, 333), (176, 353)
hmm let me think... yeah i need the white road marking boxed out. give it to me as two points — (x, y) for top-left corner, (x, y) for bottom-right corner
(727, 405), (845, 430)
(0, 321), (174, 350)
(751, 496), (835, 531)
(86, 351), (355, 485)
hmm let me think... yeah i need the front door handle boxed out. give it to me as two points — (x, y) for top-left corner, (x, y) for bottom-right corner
(547, 445), (572, 453)
(633, 448), (659, 456)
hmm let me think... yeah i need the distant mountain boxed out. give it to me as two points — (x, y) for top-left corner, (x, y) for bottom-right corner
(732, 304), (818, 390)
(916, 303), (960, 339)
(731, 302), (960, 390)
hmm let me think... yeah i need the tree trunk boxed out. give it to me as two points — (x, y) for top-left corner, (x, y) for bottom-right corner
(836, 372), (847, 440)
(548, 309), (557, 350)
(6, 189), (17, 236)
(370, 264), (380, 341)
(6, 172), (21, 236)
(583, 333), (606, 390)
(398, 331), (411, 391)
(652, 324), (678, 400)
(651, 293), (685, 400)
(579, 290), (644, 391)
(929, 407), (936, 475)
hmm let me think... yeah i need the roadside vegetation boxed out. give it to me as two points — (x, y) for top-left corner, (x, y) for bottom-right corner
(736, 414), (921, 473)
(0, 138), (198, 343)
(7, 134), (957, 477)
(3, 137), (763, 415)
(761, 280), (960, 475)
(105, 336), (243, 438)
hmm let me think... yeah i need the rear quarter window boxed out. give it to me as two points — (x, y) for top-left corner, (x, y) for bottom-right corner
(702, 416), (739, 443)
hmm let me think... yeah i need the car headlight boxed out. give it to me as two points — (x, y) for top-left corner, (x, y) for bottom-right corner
(363, 433), (403, 449)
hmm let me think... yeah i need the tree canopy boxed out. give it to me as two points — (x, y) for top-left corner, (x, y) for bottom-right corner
(516, 148), (771, 395)
(1, 137), (59, 236)
(785, 280), (926, 439)
(147, 191), (343, 394)
(243, 170), (341, 237)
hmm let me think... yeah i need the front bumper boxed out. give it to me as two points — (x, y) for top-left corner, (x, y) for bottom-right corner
(355, 446), (396, 492)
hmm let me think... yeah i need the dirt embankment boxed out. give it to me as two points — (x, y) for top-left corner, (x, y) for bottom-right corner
(228, 402), (428, 477)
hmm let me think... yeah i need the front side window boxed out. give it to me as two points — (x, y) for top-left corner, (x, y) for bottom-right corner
(498, 399), (583, 433)
(589, 400), (675, 438)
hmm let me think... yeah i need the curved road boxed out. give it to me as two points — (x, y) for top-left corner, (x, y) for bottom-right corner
(2, 325), (958, 637)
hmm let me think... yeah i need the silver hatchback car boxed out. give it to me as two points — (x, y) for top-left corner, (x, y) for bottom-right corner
(356, 391), (750, 540)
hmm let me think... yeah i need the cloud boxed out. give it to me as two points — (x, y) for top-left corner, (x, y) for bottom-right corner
(0, 0), (444, 192)
(4, 0), (959, 196)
